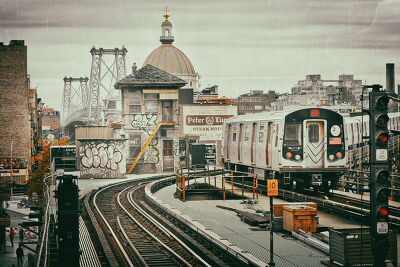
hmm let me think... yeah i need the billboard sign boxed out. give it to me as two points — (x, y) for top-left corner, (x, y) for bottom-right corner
(182, 105), (237, 140)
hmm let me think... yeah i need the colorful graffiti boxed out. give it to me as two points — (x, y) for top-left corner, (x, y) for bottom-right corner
(131, 113), (158, 134)
(145, 138), (160, 164)
(79, 141), (127, 178)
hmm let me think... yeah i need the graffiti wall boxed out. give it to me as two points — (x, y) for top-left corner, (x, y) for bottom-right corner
(131, 113), (158, 134)
(79, 139), (128, 178)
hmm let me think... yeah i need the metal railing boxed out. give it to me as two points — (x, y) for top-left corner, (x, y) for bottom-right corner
(341, 134), (400, 201)
(175, 165), (258, 201)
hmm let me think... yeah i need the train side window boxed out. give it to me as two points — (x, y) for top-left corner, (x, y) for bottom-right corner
(275, 125), (279, 147)
(259, 125), (264, 143)
(244, 125), (250, 142)
(284, 123), (302, 146)
(308, 124), (319, 143)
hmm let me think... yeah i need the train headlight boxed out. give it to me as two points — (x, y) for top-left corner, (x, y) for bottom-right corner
(336, 152), (342, 158)
(295, 155), (301, 160)
(329, 154), (334, 160)
(286, 152), (292, 158)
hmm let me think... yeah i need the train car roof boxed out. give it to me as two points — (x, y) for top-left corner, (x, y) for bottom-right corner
(226, 107), (340, 124)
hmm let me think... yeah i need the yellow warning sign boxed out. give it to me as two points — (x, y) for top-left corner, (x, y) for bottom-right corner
(267, 179), (278, 196)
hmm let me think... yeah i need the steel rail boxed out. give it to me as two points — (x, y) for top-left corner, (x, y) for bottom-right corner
(115, 216), (148, 267)
(127, 184), (211, 267)
(93, 185), (134, 267)
(117, 184), (192, 267)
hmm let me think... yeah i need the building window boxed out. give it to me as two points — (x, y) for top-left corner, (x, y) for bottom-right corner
(130, 91), (141, 104)
(129, 91), (141, 113)
(129, 105), (141, 113)
(163, 140), (173, 156)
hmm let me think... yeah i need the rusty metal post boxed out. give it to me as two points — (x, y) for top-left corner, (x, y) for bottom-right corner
(194, 165), (197, 184)
(214, 166), (217, 187)
(223, 175), (226, 200)
(188, 165), (190, 186)
(231, 170), (234, 194)
(207, 165), (210, 185)
(182, 176), (186, 202)
(242, 176), (244, 197)
(252, 175), (255, 199)
(255, 175), (258, 199)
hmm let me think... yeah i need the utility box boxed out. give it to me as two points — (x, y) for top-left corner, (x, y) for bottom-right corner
(190, 144), (206, 166)
(274, 202), (317, 217)
(283, 205), (317, 233)
(329, 228), (397, 267)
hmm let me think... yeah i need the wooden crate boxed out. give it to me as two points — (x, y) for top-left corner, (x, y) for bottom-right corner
(283, 205), (317, 233)
(274, 202), (317, 217)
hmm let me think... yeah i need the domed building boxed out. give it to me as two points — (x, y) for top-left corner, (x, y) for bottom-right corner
(143, 10), (200, 92)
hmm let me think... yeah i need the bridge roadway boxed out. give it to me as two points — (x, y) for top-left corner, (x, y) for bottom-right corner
(151, 181), (361, 267)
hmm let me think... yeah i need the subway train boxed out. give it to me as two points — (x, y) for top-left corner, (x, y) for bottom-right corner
(222, 107), (400, 192)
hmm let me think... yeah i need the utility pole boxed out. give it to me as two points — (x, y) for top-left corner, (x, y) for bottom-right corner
(368, 84), (390, 267)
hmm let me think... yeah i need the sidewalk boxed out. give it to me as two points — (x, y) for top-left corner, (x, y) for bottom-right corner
(1, 195), (38, 267)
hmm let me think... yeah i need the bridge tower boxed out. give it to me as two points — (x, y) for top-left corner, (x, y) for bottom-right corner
(88, 46), (128, 123)
(62, 77), (89, 121)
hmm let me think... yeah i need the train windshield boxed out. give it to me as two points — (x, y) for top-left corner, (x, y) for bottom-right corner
(284, 123), (302, 146)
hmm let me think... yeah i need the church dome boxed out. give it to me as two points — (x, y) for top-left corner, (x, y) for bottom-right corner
(143, 9), (197, 76)
(143, 44), (195, 75)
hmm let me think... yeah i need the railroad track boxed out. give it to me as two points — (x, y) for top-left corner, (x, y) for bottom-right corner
(83, 174), (254, 267)
(91, 178), (201, 266)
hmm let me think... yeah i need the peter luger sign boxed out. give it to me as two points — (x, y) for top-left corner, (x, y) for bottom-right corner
(182, 105), (237, 140)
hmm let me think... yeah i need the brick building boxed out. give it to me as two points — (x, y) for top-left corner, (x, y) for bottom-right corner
(42, 107), (61, 140)
(291, 74), (360, 106)
(0, 40), (30, 184)
(235, 90), (277, 115)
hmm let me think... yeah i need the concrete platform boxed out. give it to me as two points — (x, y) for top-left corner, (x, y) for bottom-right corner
(153, 183), (356, 266)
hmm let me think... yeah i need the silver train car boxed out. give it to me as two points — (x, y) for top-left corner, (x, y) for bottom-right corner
(222, 107), (400, 192)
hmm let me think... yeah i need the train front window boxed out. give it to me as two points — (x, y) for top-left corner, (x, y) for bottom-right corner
(284, 123), (302, 146)
(308, 124), (319, 143)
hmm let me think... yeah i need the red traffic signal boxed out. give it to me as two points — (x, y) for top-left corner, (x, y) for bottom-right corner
(376, 132), (389, 146)
(377, 206), (388, 217)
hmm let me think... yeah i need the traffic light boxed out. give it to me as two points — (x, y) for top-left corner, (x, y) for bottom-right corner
(56, 175), (80, 266)
(369, 88), (391, 265)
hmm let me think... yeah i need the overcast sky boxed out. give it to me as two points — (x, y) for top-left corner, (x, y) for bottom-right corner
(1, 0), (400, 110)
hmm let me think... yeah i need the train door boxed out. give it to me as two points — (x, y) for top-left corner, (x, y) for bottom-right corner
(266, 122), (273, 167)
(238, 123), (243, 161)
(251, 123), (256, 164)
(304, 121), (325, 168)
